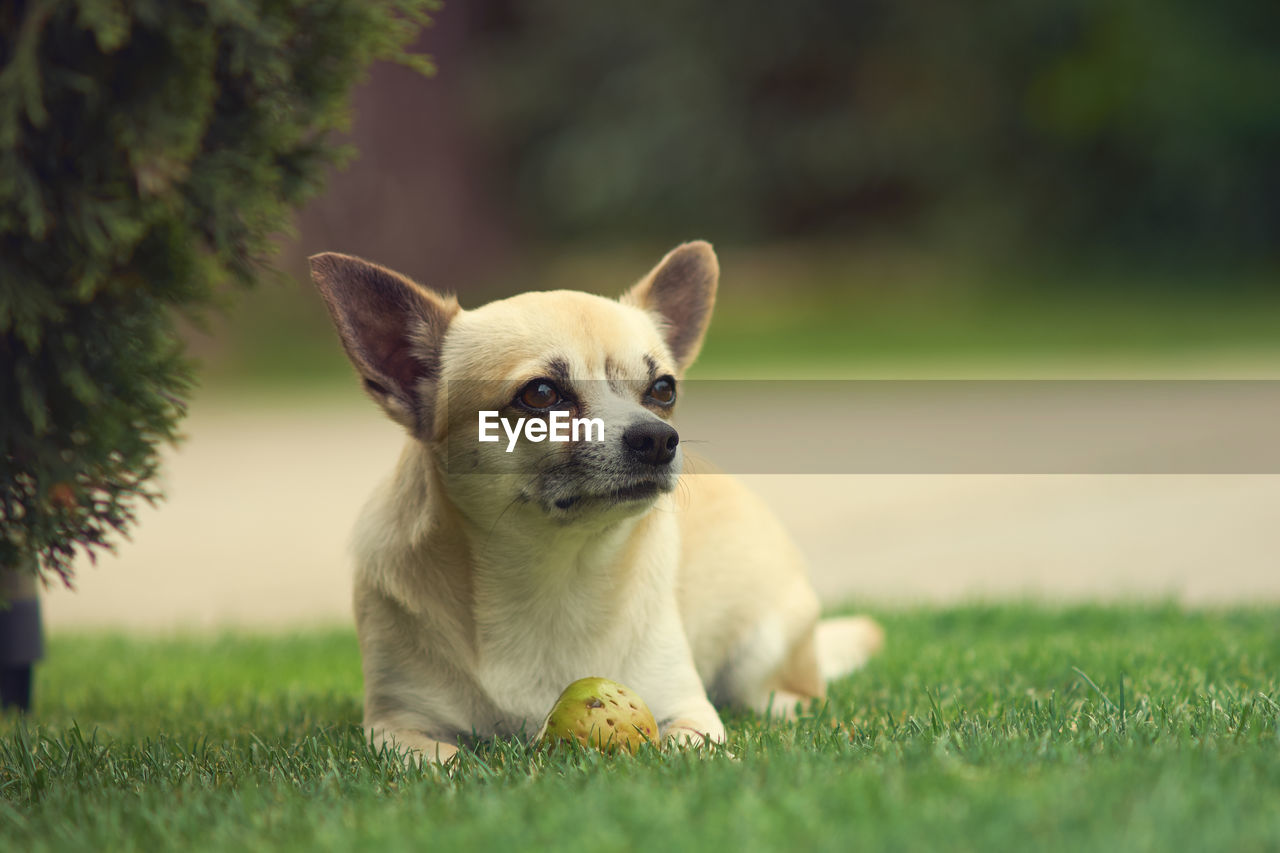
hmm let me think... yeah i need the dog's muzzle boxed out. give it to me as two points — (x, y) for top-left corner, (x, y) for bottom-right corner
(621, 420), (679, 467)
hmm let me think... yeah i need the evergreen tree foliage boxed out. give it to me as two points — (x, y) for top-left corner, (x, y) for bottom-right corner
(0, 0), (435, 585)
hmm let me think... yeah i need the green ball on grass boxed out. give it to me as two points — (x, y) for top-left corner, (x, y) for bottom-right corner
(537, 677), (659, 755)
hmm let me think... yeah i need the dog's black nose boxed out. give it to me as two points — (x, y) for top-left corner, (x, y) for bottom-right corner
(623, 420), (679, 466)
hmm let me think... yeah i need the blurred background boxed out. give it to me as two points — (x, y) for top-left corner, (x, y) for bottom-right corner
(50, 0), (1280, 628)
(193, 0), (1280, 388)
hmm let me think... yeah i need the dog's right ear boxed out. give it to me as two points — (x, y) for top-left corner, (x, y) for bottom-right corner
(623, 241), (719, 375)
(309, 253), (459, 436)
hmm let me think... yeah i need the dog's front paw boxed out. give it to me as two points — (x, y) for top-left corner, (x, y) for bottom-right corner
(370, 726), (460, 768)
(661, 717), (726, 749)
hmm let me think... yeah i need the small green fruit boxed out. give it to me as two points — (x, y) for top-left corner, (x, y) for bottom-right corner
(537, 677), (659, 754)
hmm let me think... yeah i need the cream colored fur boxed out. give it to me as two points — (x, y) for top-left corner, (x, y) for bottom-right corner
(309, 241), (883, 765)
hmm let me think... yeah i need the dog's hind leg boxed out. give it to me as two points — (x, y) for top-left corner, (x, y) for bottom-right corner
(737, 616), (884, 720)
(751, 629), (824, 720)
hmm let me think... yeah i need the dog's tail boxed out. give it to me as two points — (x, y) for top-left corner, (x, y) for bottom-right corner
(815, 616), (885, 682)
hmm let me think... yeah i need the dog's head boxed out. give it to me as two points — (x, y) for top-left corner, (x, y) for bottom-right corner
(310, 242), (718, 528)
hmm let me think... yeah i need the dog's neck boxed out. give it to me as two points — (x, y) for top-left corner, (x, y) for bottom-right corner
(404, 443), (675, 681)
(386, 441), (668, 609)
(467, 512), (651, 626)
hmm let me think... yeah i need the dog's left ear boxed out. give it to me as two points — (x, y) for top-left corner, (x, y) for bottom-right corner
(309, 252), (459, 438)
(623, 241), (719, 374)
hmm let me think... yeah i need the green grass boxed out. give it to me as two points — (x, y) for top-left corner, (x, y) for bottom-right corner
(4, 606), (1279, 851)
(192, 246), (1280, 392)
(697, 289), (1280, 376)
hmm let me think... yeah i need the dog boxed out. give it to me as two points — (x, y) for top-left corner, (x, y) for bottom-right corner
(309, 241), (883, 763)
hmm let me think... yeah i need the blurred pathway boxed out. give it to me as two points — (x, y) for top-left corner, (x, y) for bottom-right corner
(45, 392), (1280, 632)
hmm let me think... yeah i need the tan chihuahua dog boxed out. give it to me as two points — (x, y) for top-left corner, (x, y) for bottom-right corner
(310, 241), (883, 763)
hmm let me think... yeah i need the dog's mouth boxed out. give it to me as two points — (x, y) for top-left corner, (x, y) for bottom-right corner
(610, 481), (663, 502)
(553, 481), (662, 511)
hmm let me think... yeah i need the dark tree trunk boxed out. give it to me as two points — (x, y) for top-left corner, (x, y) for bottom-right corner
(0, 565), (43, 712)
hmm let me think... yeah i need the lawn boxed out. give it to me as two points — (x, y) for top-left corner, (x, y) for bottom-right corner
(3, 606), (1278, 851)
(194, 247), (1280, 391)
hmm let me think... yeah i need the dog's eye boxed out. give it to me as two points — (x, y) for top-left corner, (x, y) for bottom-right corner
(519, 379), (561, 410)
(647, 376), (676, 405)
